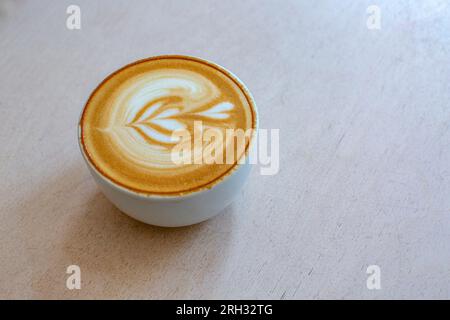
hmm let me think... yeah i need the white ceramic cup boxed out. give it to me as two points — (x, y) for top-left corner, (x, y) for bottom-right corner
(78, 60), (257, 227)
(78, 145), (254, 227)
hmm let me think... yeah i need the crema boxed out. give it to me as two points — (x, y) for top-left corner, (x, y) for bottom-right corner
(79, 56), (256, 195)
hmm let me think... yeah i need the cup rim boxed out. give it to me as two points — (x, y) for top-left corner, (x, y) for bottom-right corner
(77, 54), (258, 200)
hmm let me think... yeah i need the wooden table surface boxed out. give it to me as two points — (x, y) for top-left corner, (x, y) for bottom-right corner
(1, 0), (449, 299)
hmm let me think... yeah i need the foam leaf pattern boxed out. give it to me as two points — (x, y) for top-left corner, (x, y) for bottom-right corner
(197, 102), (234, 119)
(126, 98), (234, 146)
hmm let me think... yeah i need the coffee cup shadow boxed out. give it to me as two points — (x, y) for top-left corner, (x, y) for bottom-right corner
(24, 162), (234, 299)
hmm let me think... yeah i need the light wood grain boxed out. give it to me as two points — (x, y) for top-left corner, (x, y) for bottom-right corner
(0, 0), (449, 299)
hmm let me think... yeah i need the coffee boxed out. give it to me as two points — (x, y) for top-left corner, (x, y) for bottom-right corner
(79, 56), (256, 195)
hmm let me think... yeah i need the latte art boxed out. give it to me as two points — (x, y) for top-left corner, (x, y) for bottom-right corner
(105, 70), (236, 168)
(80, 56), (256, 195)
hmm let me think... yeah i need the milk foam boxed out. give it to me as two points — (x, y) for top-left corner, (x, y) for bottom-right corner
(103, 69), (235, 169)
(80, 56), (255, 195)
